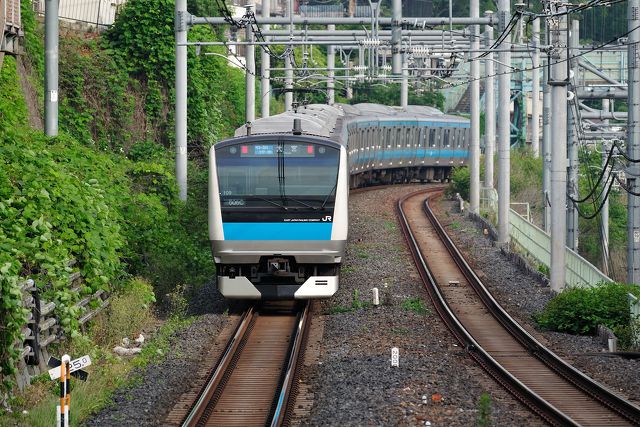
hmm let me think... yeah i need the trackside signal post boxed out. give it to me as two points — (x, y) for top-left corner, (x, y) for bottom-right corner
(628, 0), (640, 284)
(49, 354), (91, 426)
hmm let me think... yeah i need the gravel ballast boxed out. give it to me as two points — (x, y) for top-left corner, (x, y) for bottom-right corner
(297, 185), (541, 426)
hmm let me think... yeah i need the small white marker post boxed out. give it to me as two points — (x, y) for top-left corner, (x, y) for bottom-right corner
(50, 354), (91, 427)
(391, 347), (399, 367)
(372, 287), (379, 306)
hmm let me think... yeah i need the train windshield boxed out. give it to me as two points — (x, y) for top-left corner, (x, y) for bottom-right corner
(216, 140), (340, 210)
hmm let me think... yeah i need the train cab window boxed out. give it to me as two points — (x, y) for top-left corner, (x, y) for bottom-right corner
(457, 129), (463, 148)
(443, 129), (450, 148)
(216, 140), (340, 211)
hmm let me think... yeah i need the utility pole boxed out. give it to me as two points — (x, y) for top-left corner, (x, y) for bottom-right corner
(628, 0), (640, 284)
(175, 0), (188, 201)
(260, 0), (270, 118)
(469, 0), (480, 214)
(531, 18), (540, 158)
(549, 4), (569, 291)
(327, 24), (336, 105)
(497, 0), (511, 244)
(45, 0), (59, 137)
(484, 12), (495, 189)
(566, 19), (580, 250)
(245, 8), (256, 124)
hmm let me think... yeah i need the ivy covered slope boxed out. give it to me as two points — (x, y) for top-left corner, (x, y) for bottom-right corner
(1, 0), (246, 392)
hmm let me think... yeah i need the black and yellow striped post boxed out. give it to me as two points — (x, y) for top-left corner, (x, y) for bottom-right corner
(65, 358), (71, 424)
(58, 359), (66, 427)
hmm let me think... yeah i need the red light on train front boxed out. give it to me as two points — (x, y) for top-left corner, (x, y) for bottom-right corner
(241, 146), (249, 154)
(307, 145), (314, 154)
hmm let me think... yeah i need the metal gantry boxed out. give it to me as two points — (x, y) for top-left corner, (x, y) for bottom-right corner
(166, 0), (638, 286)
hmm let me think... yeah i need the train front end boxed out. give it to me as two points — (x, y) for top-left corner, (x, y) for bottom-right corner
(209, 135), (348, 299)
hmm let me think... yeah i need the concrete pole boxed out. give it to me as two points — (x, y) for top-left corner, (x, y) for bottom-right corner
(601, 138), (611, 277)
(531, 18), (540, 158)
(497, 0), (511, 244)
(327, 24), (336, 105)
(245, 19), (256, 124)
(175, 0), (188, 201)
(469, 0), (480, 214)
(401, 52), (408, 108)
(44, 0), (59, 137)
(542, 17), (552, 232)
(484, 13), (495, 189)
(284, 0), (294, 110)
(628, 0), (640, 284)
(566, 19), (579, 250)
(260, 0), (271, 118)
(391, 0), (402, 74)
(549, 6), (569, 292)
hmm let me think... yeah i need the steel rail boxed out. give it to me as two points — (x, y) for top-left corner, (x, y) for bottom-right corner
(421, 192), (640, 425)
(397, 188), (640, 426)
(180, 302), (309, 427)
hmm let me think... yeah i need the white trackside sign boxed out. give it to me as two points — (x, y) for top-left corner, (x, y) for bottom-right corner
(48, 355), (92, 380)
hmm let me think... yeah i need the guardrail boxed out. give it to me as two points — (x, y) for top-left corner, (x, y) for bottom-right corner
(11, 266), (109, 390)
(508, 208), (612, 287)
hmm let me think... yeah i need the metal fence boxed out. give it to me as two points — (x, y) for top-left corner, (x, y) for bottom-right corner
(34, 0), (127, 28)
(299, 5), (344, 18)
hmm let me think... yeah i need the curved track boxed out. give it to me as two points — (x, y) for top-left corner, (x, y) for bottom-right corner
(179, 301), (310, 427)
(397, 188), (640, 426)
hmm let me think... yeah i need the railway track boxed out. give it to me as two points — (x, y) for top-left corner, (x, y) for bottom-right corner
(397, 188), (640, 426)
(178, 301), (310, 427)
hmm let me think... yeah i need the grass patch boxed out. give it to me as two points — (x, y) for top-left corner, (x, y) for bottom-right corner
(0, 279), (195, 426)
(448, 221), (461, 230)
(356, 248), (370, 259)
(340, 265), (356, 274)
(382, 219), (397, 232)
(390, 326), (410, 335)
(477, 393), (492, 427)
(327, 305), (352, 315)
(352, 289), (371, 310)
(401, 298), (430, 315)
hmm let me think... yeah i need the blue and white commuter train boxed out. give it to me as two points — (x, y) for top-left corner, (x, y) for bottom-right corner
(209, 103), (470, 299)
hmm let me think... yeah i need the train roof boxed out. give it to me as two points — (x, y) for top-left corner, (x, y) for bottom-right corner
(232, 103), (466, 140)
(234, 104), (344, 138)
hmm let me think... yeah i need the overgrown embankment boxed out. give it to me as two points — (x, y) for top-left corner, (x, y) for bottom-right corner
(1, 0), (245, 408)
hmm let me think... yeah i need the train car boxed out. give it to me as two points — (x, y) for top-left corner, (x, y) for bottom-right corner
(209, 108), (348, 299)
(209, 103), (470, 300)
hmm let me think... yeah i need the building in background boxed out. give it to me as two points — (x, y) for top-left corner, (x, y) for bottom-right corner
(33, 0), (127, 29)
(1, 0), (22, 56)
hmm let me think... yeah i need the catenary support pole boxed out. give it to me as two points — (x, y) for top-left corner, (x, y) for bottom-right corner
(628, 0), (640, 284)
(391, 0), (402, 74)
(401, 51), (408, 108)
(484, 12), (495, 189)
(245, 16), (256, 124)
(542, 17), (552, 232)
(601, 137), (611, 276)
(327, 24), (336, 105)
(531, 18), (540, 158)
(566, 19), (579, 250)
(469, 0), (480, 214)
(497, 0), (511, 244)
(45, 0), (59, 137)
(175, 0), (188, 201)
(260, 0), (270, 118)
(284, 0), (294, 110)
(550, 5), (569, 291)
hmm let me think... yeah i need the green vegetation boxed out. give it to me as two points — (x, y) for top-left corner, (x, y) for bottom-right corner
(352, 289), (371, 310)
(477, 393), (492, 427)
(1, 0), (245, 402)
(350, 82), (445, 110)
(401, 298), (430, 315)
(535, 283), (640, 348)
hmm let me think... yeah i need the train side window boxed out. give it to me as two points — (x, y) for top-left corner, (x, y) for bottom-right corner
(457, 129), (463, 148)
(396, 128), (402, 147)
(428, 129), (436, 148)
(443, 129), (450, 148)
(450, 129), (457, 148)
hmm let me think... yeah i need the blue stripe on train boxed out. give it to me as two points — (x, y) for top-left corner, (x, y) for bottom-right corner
(223, 222), (333, 240)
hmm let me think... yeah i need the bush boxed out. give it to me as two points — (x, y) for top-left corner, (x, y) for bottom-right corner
(449, 166), (470, 200)
(534, 282), (640, 338)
